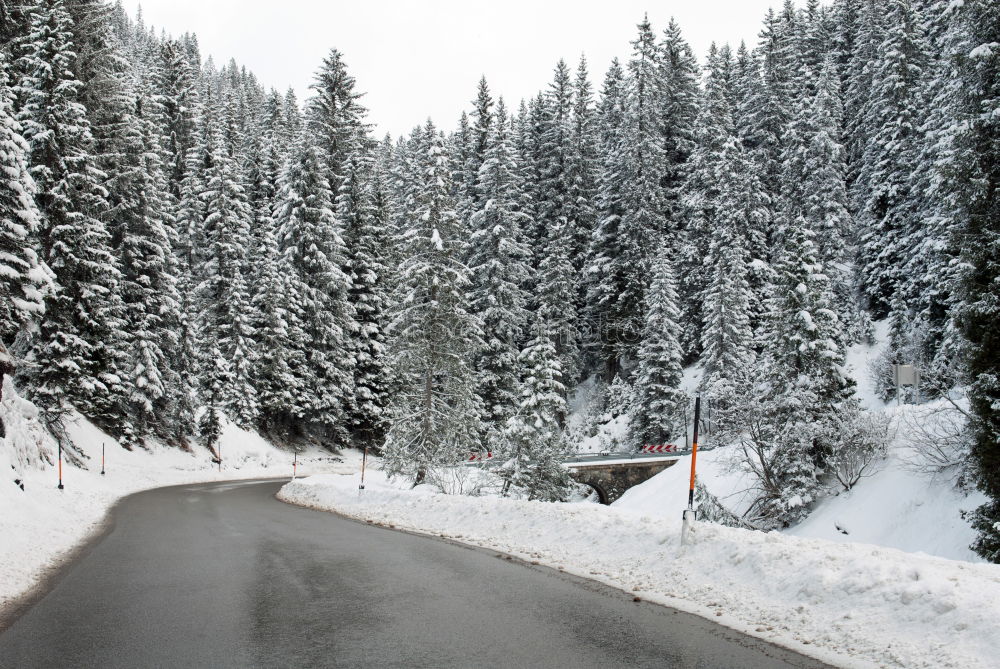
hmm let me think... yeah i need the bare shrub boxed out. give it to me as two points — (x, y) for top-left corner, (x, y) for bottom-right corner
(897, 399), (972, 483)
(825, 410), (891, 492)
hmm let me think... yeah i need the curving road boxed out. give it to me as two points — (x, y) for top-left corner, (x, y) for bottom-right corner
(0, 480), (833, 668)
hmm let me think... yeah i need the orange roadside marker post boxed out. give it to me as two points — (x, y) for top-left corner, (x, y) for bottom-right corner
(681, 396), (701, 545)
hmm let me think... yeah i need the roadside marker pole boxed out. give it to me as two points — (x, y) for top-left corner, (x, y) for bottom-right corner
(57, 440), (64, 490)
(681, 396), (701, 545)
(292, 451), (297, 479)
(101, 443), (105, 475)
(359, 446), (367, 495)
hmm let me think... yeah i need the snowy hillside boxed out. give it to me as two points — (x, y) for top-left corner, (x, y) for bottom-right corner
(0, 380), (357, 613)
(611, 320), (985, 562)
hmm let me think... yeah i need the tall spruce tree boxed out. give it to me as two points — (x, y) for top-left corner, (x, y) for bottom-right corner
(382, 123), (483, 484)
(854, 0), (928, 317)
(615, 17), (666, 362)
(114, 86), (185, 441)
(16, 0), (127, 431)
(503, 311), (572, 501)
(307, 48), (367, 194)
(586, 57), (628, 380)
(0, 53), (47, 346)
(630, 249), (684, 449)
(958, 0), (1000, 563)
(339, 149), (391, 451)
(196, 127), (257, 440)
(468, 99), (531, 430)
(274, 137), (355, 444)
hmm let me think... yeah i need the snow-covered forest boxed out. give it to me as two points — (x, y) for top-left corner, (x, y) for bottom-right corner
(0, 0), (998, 559)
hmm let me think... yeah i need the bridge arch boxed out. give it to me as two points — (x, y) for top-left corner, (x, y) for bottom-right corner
(572, 479), (610, 505)
(567, 459), (678, 505)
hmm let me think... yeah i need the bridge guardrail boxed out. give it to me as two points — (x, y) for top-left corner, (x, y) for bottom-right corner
(460, 443), (723, 467)
(562, 443), (722, 464)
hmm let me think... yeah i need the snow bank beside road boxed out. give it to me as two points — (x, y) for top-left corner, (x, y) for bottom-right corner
(281, 472), (1000, 669)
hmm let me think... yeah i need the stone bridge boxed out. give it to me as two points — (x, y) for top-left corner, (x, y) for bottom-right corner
(566, 456), (680, 504)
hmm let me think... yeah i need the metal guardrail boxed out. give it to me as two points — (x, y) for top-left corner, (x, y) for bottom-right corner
(562, 444), (721, 464)
(462, 443), (722, 467)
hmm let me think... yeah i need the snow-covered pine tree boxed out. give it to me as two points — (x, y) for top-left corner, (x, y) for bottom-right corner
(249, 94), (310, 437)
(854, 0), (929, 317)
(196, 127), (258, 439)
(630, 248), (684, 449)
(383, 122), (483, 485)
(657, 19), (700, 234)
(537, 59), (574, 256)
(676, 44), (733, 364)
(731, 44), (775, 336)
(274, 136), (355, 445)
(281, 87), (302, 150)
(169, 105), (213, 439)
(614, 17), (666, 363)
(0, 0), (30, 57)
(899, 0), (970, 394)
(753, 4), (799, 236)
(307, 48), (367, 194)
(503, 312), (572, 501)
(957, 0), (1000, 563)
(16, 0), (127, 431)
(567, 56), (600, 367)
(568, 56), (598, 277)
(154, 38), (200, 192)
(698, 142), (757, 400)
(732, 218), (859, 528)
(586, 57), (628, 380)
(0, 53), (47, 346)
(468, 98), (531, 430)
(798, 56), (856, 339)
(699, 74), (770, 390)
(535, 60), (582, 386)
(113, 84), (185, 442)
(65, 0), (132, 184)
(843, 0), (884, 190)
(767, 222), (856, 415)
(457, 76), (494, 230)
(251, 214), (308, 438)
(339, 148), (391, 451)
(535, 206), (579, 389)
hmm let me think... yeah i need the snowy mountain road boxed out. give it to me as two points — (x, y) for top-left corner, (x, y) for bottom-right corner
(0, 479), (833, 668)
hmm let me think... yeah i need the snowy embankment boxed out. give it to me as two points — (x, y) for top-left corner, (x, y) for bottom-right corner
(614, 430), (985, 563)
(280, 471), (1000, 669)
(0, 378), (357, 614)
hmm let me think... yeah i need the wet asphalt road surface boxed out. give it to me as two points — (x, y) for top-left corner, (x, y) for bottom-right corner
(0, 479), (835, 668)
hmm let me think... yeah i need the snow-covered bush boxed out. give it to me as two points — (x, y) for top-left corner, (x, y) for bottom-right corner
(426, 464), (498, 497)
(694, 481), (761, 530)
(824, 409), (890, 491)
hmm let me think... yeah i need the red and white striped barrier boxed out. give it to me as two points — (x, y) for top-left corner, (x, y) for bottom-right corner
(641, 444), (678, 454)
(468, 451), (493, 462)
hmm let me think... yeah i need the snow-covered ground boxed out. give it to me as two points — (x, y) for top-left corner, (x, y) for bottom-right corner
(0, 379), (358, 613)
(603, 318), (984, 562)
(613, 405), (984, 563)
(281, 469), (1000, 669)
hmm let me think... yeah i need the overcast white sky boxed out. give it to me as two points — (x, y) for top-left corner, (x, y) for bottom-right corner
(127, 1), (787, 138)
